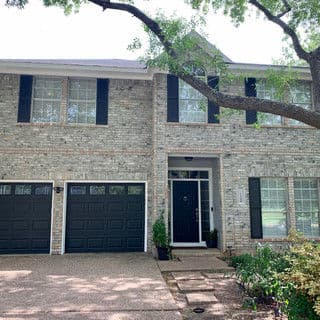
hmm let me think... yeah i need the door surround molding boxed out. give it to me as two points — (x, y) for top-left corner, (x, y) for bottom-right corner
(168, 167), (213, 247)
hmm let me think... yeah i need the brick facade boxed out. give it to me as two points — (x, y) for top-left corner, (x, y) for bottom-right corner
(0, 65), (319, 254)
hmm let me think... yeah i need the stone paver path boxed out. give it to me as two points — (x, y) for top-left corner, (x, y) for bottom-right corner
(164, 271), (277, 320)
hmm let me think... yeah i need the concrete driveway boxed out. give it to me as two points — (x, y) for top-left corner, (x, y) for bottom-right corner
(0, 253), (181, 320)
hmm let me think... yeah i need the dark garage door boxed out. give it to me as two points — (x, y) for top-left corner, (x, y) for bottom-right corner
(0, 183), (52, 254)
(66, 183), (145, 253)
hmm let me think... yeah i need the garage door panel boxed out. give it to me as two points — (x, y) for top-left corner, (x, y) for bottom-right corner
(31, 238), (50, 249)
(66, 183), (145, 253)
(0, 220), (10, 232)
(32, 220), (51, 231)
(69, 219), (86, 230)
(107, 201), (125, 212)
(12, 220), (30, 231)
(107, 237), (123, 248)
(87, 238), (104, 249)
(127, 237), (143, 249)
(108, 219), (125, 230)
(127, 201), (144, 212)
(66, 238), (86, 251)
(87, 219), (105, 230)
(0, 183), (52, 254)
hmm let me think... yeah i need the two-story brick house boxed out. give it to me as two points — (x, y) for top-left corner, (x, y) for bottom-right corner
(0, 41), (319, 255)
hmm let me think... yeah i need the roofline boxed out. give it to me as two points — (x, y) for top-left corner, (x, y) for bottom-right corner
(0, 60), (154, 80)
(227, 61), (310, 73)
(0, 59), (311, 79)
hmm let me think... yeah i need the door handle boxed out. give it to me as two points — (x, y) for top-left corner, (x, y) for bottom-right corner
(195, 208), (199, 222)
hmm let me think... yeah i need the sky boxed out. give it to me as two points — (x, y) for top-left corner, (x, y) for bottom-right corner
(0, 0), (285, 64)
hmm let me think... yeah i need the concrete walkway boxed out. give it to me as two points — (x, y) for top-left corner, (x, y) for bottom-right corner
(0, 253), (181, 320)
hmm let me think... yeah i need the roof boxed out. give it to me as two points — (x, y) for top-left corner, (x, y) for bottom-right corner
(0, 59), (146, 69)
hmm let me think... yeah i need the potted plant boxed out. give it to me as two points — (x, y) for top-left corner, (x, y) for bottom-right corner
(206, 229), (218, 248)
(152, 214), (169, 260)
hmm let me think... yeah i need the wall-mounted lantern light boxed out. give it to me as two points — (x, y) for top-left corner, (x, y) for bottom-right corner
(53, 186), (64, 194)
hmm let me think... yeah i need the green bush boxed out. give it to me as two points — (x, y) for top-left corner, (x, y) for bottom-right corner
(231, 233), (320, 319)
(281, 231), (320, 319)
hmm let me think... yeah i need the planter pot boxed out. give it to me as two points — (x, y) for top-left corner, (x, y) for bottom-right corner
(157, 246), (169, 260)
(206, 239), (218, 248)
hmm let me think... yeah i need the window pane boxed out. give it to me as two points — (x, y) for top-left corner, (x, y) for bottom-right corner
(67, 79), (97, 124)
(261, 178), (288, 237)
(35, 185), (52, 195)
(109, 185), (125, 195)
(0, 185), (11, 195)
(179, 79), (207, 123)
(294, 178), (319, 237)
(32, 77), (62, 123)
(70, 186), (86, 195)
(128, 185), (144, 195)
(288, 81), (311, 126)
(90, 185), (105, 195)
(256, 80), (282, 125)
(15, 185), (32, 195)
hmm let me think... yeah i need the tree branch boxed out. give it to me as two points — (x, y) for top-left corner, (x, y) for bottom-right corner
(87, 0), (320, 128)
(276, 0), (291, 18)
(249, 0), (310, 61)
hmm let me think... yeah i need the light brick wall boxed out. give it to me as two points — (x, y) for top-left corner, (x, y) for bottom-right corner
(1, 71), (320, 254)
(153, 73), (320, 253)
(0, 74), (154, 253)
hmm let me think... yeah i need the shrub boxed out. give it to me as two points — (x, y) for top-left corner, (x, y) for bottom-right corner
(280, 230), (320, 319)
(152, 214), (168, 248)
(231, 232), (320, 319)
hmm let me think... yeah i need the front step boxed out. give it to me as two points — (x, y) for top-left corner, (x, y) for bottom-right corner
(172, 248), (221, 258)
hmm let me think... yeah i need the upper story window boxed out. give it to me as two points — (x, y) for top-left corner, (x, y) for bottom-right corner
(32, 77), (62, 123)
(245, 78), (312, 127)
(179, 65), (207, 123)
(17, 75), (108, 125)
(167, 65), (220, 124)
(67, 79), (97, 124)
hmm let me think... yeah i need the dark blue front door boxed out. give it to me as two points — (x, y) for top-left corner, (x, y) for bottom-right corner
(173, 181), (199, 242)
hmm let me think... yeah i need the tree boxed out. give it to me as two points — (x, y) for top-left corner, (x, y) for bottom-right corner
(5, 0), (320, 128)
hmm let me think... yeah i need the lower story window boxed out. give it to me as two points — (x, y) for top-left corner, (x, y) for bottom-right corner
(294, 178), (320, 237)
(260, 178), (288, 238)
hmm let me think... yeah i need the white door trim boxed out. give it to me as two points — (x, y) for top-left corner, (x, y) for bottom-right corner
(168, 168), (213, 247)
(62, 180), (148, 254)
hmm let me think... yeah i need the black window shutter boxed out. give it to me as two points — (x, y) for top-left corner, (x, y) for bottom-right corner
(248, 177), (263, 239)
(245, 77), (257, 124)
(207, 76), (220, 123)
(17, 75), (33, 123)
(96, 78), (109, 125)
(167, 74), (179, 122)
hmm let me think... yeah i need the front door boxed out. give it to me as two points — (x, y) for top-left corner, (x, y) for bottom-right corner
(172, 181), (199, 242)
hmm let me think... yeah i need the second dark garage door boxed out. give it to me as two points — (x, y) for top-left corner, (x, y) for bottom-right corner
(66, 183), (145, 253)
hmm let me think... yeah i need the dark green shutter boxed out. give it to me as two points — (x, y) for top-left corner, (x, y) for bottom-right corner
(207, 76), (220, 123)
(96, 78), (109, 125)
(248, 177), (263, 239)
(17, 75), (33, 123)
(245, 77), (257, 124)
(167, 74), (179, 122)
